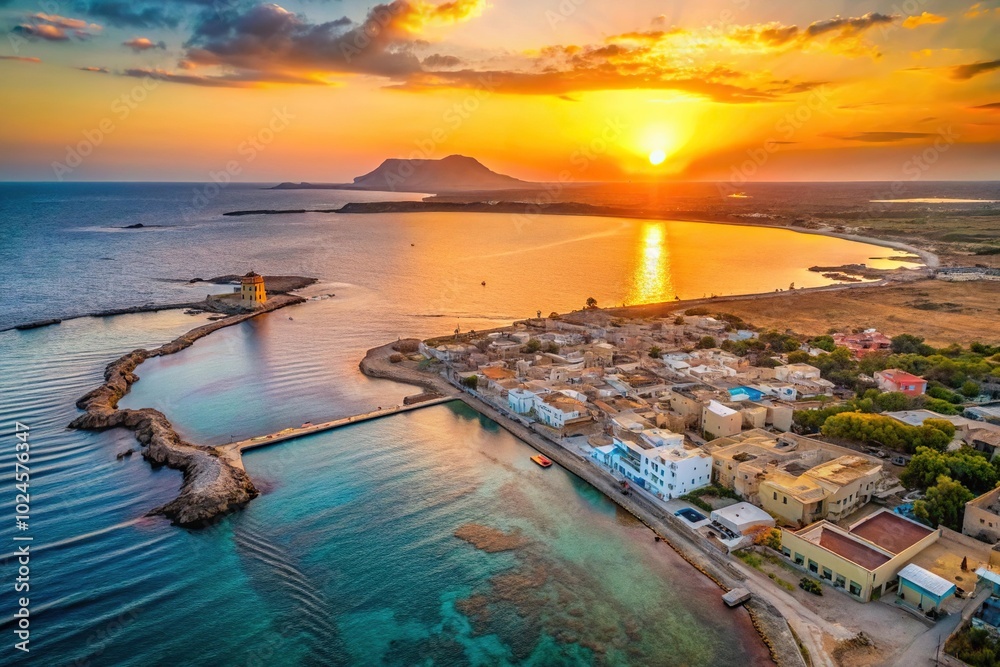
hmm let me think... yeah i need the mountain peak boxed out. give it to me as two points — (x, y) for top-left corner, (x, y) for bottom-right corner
(351, 155), (531, 193)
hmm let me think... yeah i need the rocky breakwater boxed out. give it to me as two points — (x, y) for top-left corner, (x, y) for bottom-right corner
(69, 293), (305, 526)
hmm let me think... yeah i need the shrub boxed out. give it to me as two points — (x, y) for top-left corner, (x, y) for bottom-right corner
(696, 335), (717, 349)
(684, 307), (710, 316)
(799, 578), (823, 595)
(461, 375), (479, 390)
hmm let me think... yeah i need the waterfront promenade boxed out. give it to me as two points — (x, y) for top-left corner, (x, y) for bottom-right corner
(217, 394), (459, 468)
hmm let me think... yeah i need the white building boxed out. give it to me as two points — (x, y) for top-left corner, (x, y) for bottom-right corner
(710, 502), (775, 536)
(593, 429), (711, 500)
(508, 388), (540, 414)
(534, 392), (587, 428)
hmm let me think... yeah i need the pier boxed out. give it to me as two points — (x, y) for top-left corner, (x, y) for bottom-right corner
(218, 394), (458, 466)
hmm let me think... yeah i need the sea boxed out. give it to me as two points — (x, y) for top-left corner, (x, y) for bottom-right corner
(0, 182), (925, 666)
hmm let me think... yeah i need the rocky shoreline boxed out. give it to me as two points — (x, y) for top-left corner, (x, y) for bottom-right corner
(68, 293), (305, 526)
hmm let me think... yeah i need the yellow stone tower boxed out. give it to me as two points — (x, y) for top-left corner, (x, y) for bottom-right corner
(240, 271), (267, 304)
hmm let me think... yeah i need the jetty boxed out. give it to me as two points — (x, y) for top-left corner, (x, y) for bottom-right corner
(218, 394), (458, 468)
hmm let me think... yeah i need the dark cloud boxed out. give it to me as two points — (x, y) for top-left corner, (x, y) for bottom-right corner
(839, 131), (934, 142)
(805, 12), (894, 37)
(85, 2), (182, 29)
(123, 66), (326, 87)
(182, 2), (430, 78)
(971, 102), (1000, 110)
(951, 59), (1000, 80)
(422, 53), (461, 68)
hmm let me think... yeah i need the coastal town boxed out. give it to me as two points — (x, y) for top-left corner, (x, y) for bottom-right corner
(369, 293), (1000, 667)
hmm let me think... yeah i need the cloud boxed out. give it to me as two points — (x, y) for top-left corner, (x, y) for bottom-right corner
(804, 12), (894, 37)
(180, 1), (487, 82)
(421, 53), (461, 68)
(721, 12), (897, 57)
(0, 55), (41, 63)
(13, 24), (70, 41)
(839, 131), (935, 142)
(124, 37), (167, 52)
(951, 59), (1000, 80)
(79, 65), (109, 73)
(902, 12), (947, 28)
(14, 13), (102, 40)
(85, 2), (181, 29)
(123, 66), (328, 88)
(971, 102), (1000, 110)
(965, 2), (1000, 18)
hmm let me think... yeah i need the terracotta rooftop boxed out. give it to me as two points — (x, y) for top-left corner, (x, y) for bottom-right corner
(849, 511), (933, 555)
(817, 527), (892, 570)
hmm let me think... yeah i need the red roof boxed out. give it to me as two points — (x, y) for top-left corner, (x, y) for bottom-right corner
(879, 369), (926, 385)
(849, 511), (933, 555)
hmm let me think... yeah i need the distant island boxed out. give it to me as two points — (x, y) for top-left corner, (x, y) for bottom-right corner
(271, 154), (535, 193)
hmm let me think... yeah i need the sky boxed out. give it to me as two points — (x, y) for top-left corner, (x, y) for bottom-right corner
(0, 0), (998, 182)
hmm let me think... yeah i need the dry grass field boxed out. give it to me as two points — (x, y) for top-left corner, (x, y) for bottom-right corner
(692, 279), (1000, 346)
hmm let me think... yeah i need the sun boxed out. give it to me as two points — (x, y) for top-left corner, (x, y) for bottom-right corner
(648, 149), (666, 166)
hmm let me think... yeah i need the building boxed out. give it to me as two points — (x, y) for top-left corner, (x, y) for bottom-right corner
(875, 369), (927, 396)
(240, 271), (267, 304)
(593, 429), (711, 500)
(833, 330), (892, 358)
(703, 400), (742, 439)
(895, 563), (955, 613)
(710, 502), (775, 536)
(534, 392), (588, 429)
(779, 509), (940, 602)
(963, 486), (1000, 544)
(774, 363), (822, 383)
(759, 455), (882, 527)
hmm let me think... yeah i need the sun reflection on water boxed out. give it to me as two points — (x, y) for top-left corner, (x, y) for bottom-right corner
(627, 223), (674, 305)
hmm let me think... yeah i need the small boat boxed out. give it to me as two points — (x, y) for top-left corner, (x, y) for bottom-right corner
(530, 454), (552, 468)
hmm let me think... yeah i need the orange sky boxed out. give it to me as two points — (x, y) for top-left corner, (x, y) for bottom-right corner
(0, 0), (998, 181)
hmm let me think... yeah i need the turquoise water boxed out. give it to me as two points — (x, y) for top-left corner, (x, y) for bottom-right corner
(3, 182), (911, 665)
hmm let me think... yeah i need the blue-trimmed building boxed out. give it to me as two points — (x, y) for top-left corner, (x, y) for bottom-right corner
(896, 563), (956, 613)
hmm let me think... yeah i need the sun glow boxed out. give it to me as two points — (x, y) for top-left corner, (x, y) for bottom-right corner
(648, 149), (666, 165)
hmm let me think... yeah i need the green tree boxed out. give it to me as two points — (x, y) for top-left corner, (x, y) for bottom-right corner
(900, 448), (950, 490)
(585, 297), (598, 309)
(461, 375), (479, 390)
(787, 351), (811, 364)
(962, 380), (981, 398)
(811, 335), (836, 352)
(696, 336), (717, 349)
(891, 334), (935, 356)
(872, 391), (910, 413)
(912, 475), (974, 530)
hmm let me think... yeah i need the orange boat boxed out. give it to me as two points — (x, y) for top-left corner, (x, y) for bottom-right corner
(530, 455), (553, 468)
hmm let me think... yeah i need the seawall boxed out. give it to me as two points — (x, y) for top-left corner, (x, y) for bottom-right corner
(68, 294), (305, 526)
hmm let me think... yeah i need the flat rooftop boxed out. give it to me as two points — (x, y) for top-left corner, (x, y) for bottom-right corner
(849, 511), (933, 555)
(816, 527), (891, 570)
